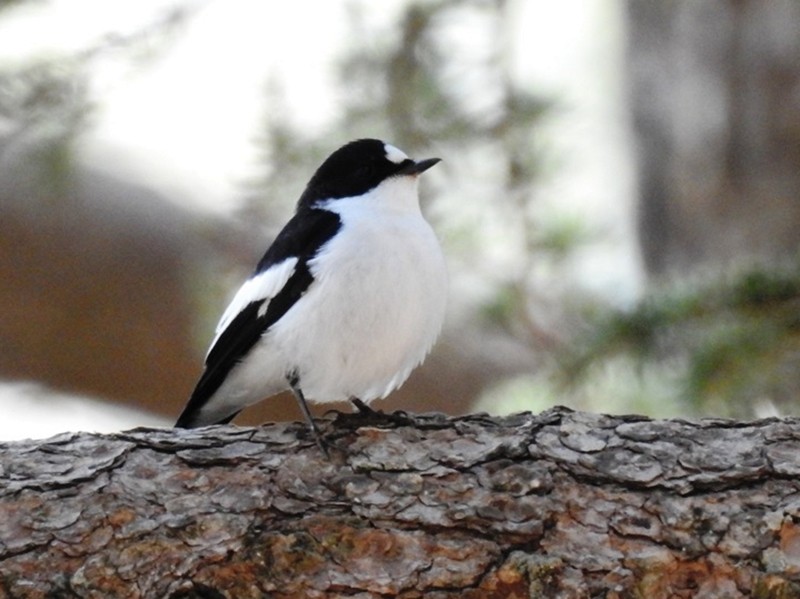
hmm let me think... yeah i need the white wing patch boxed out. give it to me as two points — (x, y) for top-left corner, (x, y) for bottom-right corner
(383, 143), (409, 164)
(207, 257), (298, 358)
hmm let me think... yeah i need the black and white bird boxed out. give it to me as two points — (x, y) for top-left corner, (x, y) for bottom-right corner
(175, 139), (447, 446)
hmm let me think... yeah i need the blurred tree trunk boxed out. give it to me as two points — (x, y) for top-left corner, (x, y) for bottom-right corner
(626, 0), (800, 276)
(2, 408), (800, 598)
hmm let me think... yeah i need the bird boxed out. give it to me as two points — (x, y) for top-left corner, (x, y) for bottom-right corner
(175, 138), (447, 450)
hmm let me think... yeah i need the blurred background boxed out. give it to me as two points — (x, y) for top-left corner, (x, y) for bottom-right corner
(1, 0), (799, 440)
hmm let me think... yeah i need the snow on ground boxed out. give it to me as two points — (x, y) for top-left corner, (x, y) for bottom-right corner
(0, 381), (169, 441)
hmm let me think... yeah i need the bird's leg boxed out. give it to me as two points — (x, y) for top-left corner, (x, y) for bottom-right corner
(350, 397), (377, 415)
(288, 374), (328, 456)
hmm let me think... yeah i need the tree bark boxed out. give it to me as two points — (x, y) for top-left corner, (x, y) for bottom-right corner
(2, 407), (800, 598)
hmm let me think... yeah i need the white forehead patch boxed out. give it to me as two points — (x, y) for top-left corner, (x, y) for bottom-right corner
(384, 143), (409, 164)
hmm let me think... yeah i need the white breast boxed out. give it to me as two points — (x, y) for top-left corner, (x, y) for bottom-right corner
(268, 176), (448, 402)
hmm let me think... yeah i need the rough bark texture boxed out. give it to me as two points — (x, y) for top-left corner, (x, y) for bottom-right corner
(2, 407), (800, 598)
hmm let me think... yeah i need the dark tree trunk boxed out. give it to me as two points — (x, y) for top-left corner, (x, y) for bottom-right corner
(2, 408), (800, 598)
(626, 0), (800, 276)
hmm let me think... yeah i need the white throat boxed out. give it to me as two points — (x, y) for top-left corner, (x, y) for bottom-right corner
(320, 176), (422, 215)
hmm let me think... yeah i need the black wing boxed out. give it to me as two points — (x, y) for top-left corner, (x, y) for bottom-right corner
(175, 207), (341, 428)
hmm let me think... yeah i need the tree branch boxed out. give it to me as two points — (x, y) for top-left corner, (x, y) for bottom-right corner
(2, 407), (799, 598)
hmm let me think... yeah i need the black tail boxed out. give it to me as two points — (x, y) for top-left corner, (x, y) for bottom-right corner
(174, 373), (241, 428)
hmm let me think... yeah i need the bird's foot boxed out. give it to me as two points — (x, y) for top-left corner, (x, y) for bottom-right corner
(346, 398), (417, 427)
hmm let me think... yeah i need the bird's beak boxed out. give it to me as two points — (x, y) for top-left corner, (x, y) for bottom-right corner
(398, 157), (441, 176)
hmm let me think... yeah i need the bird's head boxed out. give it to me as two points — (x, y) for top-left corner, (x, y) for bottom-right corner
(297, 139), (440, 209)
